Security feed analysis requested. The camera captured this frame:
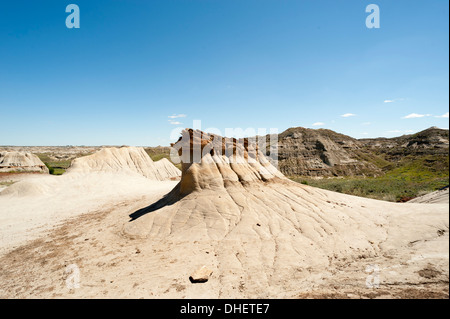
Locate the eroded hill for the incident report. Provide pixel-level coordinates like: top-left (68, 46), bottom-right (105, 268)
top-left (274, 126), bottom-right (449, 178)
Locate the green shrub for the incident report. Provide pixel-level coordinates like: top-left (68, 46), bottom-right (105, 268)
top-left (44, 162), bottom-right (55, 175)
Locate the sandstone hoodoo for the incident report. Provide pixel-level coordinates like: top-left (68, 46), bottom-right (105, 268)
top-left (0, 151), bottom-right (49, 173)
top-left (123, 129), bottom-right (448, 296)
top-left (66, 146), bottom-right (180, 181)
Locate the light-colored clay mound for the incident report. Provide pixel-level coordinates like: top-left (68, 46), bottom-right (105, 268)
top-left (66, 146), bottom-right (180, 181)
top-left (0, 177), bottom-right (55, 197)
top-left (0, 146), bottom-right (180, 252)
top-left (409, 186), bottom-right (449, 204)
top-left (120, 129), bottom-right (448, 297)
top-left (153, 158), bottom-right (182, 181)
top-left (0, 151), bottom-right (48, 173)
top-left (0, 146), bottom-right (180, 198)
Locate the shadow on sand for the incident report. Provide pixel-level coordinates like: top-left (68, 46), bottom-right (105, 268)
top-left (128, 183), bottom-right (183, 221)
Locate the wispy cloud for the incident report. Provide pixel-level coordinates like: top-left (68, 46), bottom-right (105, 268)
top-left (435, 112), bottom-right (449, 118)
top-left (384, 98), bottom-right (404, 103)
top-left (168, 114), bottom-right (187, 119)
top-left (167, 114), bottom-right (186, 125)
top-left (402, 113), bottom-right (431, 119)
top-left (312, 122), bottom-right (325, 126)
top-left (362, 122), bottom-right (371, 125)
top-left (341, 113), bottom-right (356, 118)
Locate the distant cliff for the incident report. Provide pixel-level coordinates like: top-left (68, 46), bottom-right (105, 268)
top-left (273, 127), bottom-right (449, 177)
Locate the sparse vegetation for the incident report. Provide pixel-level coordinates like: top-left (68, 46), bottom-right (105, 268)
top-left (36, 152), bottom-right (94, 175)
top-left (291, 154), bottom-right (449, 202)
top-left (145, 147), bottom-right (182, 170)
top-left (144, 147), bottom-right (171, 160)
top-left (149, 153), bottom-right (171, 162)
top-left (44, 162), bottom-right (55, 175)
top-left (0, 180), bottom-right (15, 187)
top-left (44, 162), bottom-right (64, 175)
top-left (36, 154), bottom-right (72, 169)
top-left (291, 176), bottom-right (448, 202)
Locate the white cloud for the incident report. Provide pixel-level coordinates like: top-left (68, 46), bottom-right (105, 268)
top-left (341, 113), bottom-right (356, 118)
top-left (435, 112), bottom-right (449, 118)
top-left (402, 113), bottom-right (431, 119)
top-left (168, 114), bottom-right (187, 119)
top-left (387, 130), bottom-right (402, 133)
top-left (312, 122), bottom-right (325, 126)
top-left (168, 114), bottom-right (187, 125)
top-left (384, 98), bottom-right (404, 103)
top-left (362, 122), bottom-right (371, 125)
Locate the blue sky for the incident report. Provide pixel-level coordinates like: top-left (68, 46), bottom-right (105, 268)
top-left (0, 0), bottom-right (448, 146)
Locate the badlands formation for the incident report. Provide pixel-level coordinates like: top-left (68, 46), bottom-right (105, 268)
top-left (0, 147), bottom-right (180, 254)
top-left (276, 126), bottom-right (449, 177)
top-left (66, 146), bottom-right (180, 181)
top-left (0, 151), bottom-right (48, 173)
top-left (0, 131), bottom-right (448, 298)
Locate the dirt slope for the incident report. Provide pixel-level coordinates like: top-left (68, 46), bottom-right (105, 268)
top-left (66, 146), bottom-right (180, 181)
top-left (409, 187), bottom-right (449, 204)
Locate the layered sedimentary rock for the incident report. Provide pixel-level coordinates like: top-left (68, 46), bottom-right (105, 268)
top-left (359, 126), bottom-right (449, 159)
top-left (275, 127), bottom-right (381, 177)
top-left (272, 126), bottom-right (449, 177)
top-left (0, 151), bottom-right (48, 173)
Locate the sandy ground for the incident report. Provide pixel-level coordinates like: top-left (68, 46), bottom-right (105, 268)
top-left (0, 173), bottom-right (177, 255)
top-left (0, 173), bottom-right (448, 298)
top-left (0, 199), bottom-right (447, 299)
top-left (0, 172), bottom-right (43, 183)
top-left (409, 187), bottom-right (449, 204)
